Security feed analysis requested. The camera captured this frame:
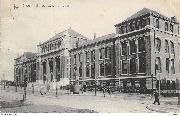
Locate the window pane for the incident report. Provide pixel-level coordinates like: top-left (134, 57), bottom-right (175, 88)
top-left (155, 38), bottom-right (161, 52)
top-left (139, 57), bottom-right (146, 73)
top-left (122, 42), bottom-right (127, 55)
top-left (138, 38), bottom-right (145, 52)
top-left (166, 58), bottom-right (169, 73)
top-left (122, 60), bottom-right (128, 74)
top-left (165, 40), bottom-right (169, 53)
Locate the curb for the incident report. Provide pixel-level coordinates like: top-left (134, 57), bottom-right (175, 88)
top-left (146, 105), bottom-right (168, 113)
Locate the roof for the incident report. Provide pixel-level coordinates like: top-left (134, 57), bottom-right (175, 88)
top-left (82, 33), bottom-right (116, 46)
top-left (43, 28), bottom-right (89, 44)
top-left (15, 52), bottom-right (37, 60)
top-left (115, 8), bottom-right (171, 26)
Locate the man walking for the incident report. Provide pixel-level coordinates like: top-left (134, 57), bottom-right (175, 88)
top-left (153, 91), bottom-right (160, 105)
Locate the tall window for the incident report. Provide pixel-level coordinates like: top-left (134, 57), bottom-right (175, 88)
top-left (130, 39), bottom-right (136, 54)
top-left (138, 38), bottom-right (145, 52)
top-left (132, 21), bottom-right (136, 31)
top-left (171, 59), bottom-right (175, 74)
top-left (91, 63), bottom-right (95, 78)
top-left (155, 57), bottom-right (162, 73)
top-left (166, 58), bottom-right (169, 73)
top-left (99, 48), bottom-right (105, 59)
top-left (139, 57), bottom-right (146, 73)
top-left (154, 18), bottom-right (159, 28)
top-left (142, 18), bottom-right (146, 28)
top-left (136, 20), bottom-right (141, 29)
top-left (105, 63), bottom-right (111, 75)
top-left (122, 60), bottom-right (128, 74)
top-left (165, 40), bottom-right (169, 53)
top-left (105, 47), bottom-right (111, 59)
top-left (100, 62), bottom-right (104, 76)
top-left (130, 58), bottom-right (136, 74)
top-left (121, 42), bottom-right (127, 55)
top-left (170, 41), bottom-right (175, 54)
top-left (86, 51), bottom-right (90, 62)
top-left (170, 23), bottom-right (173, 33)
top-left (155, 38), bottom-right (161, 52)
top-left (165, 22), bottom-right (168, 31)
top-left (86, 65), bottom-right (90, 77)
top-left (79, 66), bottom-right (82, 77)
top-left (127, 23), bottom-right (131, 32)
top-left (74, 55), bottom-right (76, 64)
top-left (79, 53), bottom-right (82, 62)
top-left (91, 50), bottom-right (95, 61)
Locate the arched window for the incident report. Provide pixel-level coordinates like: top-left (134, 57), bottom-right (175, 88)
top-left (155, 38), bottom-right (161, 52)
top-left (170, 41), bottom-right (175, 54)
top-left (155, 57), bottom-right (162, 73)
top-left (165, 22), bottom-right (168, 31)
top-left (165, 40), bottom-right (169, 53)
top-left (170, 23), bottom-right (173, 33)
top-left (154, 18), bottom-right (159, 28)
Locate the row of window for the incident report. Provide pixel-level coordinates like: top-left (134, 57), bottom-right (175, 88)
top-left (118, 17), bottom-right (150, 34)
top-left (122, 57), bottom-right (146, 74)
top-left (154, 18), bottom-right (175, 33)
top-left (41, 40), bottom-right (62, 53)
top-left (121, 38), bottom-right (145, 56)
top-left (156, 57), bottom-right (175, 74)
top-left (155, 38), bottom-right (175, 54)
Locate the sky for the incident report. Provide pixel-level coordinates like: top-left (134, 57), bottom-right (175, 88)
top-left (1, 0), bottom-right (180, 81)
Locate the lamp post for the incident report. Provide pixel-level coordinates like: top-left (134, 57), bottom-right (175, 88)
top-left (151, 74), bottom-right (154, 95)
top-left (56, 78), bottom-right (58, 97)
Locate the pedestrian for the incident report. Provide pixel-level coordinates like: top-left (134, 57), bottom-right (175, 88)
top-left (153, 91), bottom-right (160, 105)
top-left (102, 86), bottom-right (106, 97)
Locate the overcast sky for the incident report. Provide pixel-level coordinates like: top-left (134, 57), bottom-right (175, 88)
top-left (1, 0), bottom-right (180, 80)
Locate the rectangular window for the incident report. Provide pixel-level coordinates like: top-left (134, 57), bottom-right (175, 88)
top-left (105, 47), bottom-right (111, 59)
top-left (155, 38), bottom-right (161, 52)
top-left (132, 21), bottom-right (136, 31)
top-left (130, 58), bottom-right (136, 74)
top-left (74, 55), bottom-right (76, 64)
top-left (99, 48), bottom-right (105, 59)
top-left (122, 60), bottom-right (128, 74)
top-left (139, 57), bottom-right (146, 73)
top-left (105, 63), bottom-right (111, 76)
top-left (165, 40), bottom-right (169, 53)
top-left (121, 42), bottom-right (127, 55)
top-left (86, 65), bottom-right (90, 77)
top-left (91, 63), bottom-right (95, 78)
top-left (79, 66), bottom-right (82, 77)
top-left (171, 59), bottom-right (175, 74)
top-left (154, 18), bottom-right (159, 28)
top-left (79, 53), bottom-right (82, 62)
top-left (100, 62), bottom-right (104, 76)
top-left (166, 58), bottom-right (169, 73)
top-left (130, 39), bottom-right (136, 54)
top-left (165, 22), bottom-right (168, 31)
top-left (155, 57), bottom-right (162, 73)
top-left (91, 50), bottom-right (95, 61)
top-left (142, 18), bottom-right (146, 28)
top-left (170, 41), bottom-right (175, 54)
top-left (86, 52), bottom-right (90, 62)
top-left (170, 23), bottom-right (173, 33)
top-left (138, 38), bottom-right (145, 52)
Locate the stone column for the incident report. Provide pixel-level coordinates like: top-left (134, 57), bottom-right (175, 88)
top-left (150, 30), bottom-right (155, 76)
top-left (53, 58), bottom-right (56, 81)
top-left (95, 46), bottom-right (99, 79)
top-left (82, 51), bottom-right (86, 80)
top-left (115, 40), bottom-right (120, 78)
top-left (111, 41), bottom-right (116, 78)
top-left (46, 60), bottom-right (50, 83)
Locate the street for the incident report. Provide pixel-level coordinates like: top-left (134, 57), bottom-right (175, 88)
top-left (1, 85), bottom-right (179, 113)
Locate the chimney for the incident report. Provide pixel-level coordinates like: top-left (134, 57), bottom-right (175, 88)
top-left (94, 33), bottom-right (96, 39)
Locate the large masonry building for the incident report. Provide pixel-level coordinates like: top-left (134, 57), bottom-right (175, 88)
top-left (14, 8), bottom-right (180, 92)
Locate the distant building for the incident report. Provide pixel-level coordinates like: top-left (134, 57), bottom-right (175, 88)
top-left (14, 52), bottom-right (37, 84)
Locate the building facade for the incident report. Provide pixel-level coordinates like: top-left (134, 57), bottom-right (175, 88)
top-left (14, 8), bottom-right (180, 92)
top-left (69, 8), bottom-right (180, 92)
